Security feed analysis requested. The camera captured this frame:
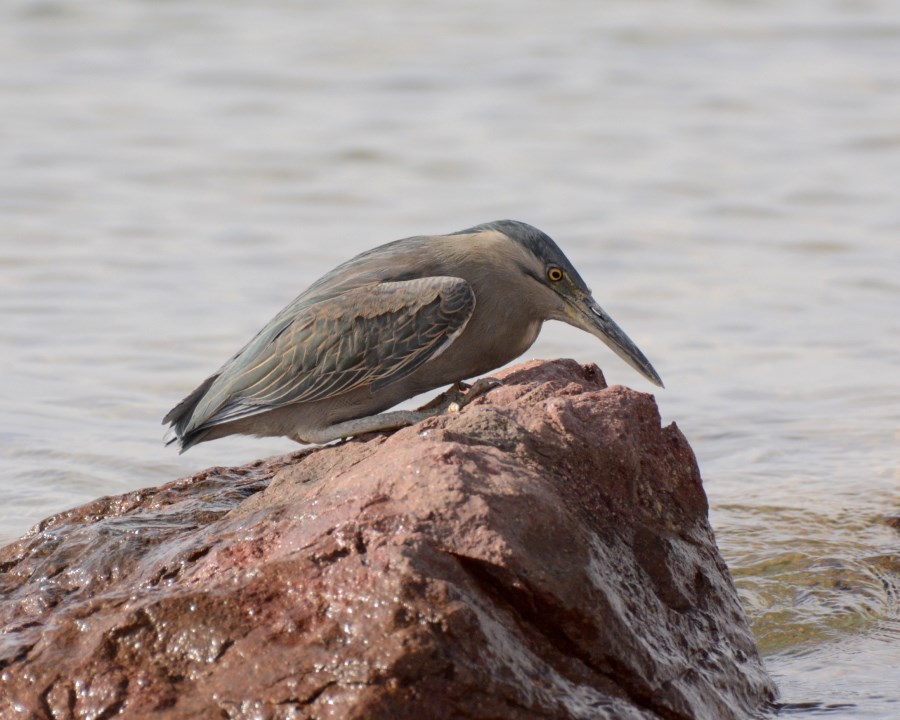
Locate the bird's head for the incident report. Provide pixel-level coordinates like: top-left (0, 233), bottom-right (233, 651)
top-left (464, 220), bottom-right (664, 388)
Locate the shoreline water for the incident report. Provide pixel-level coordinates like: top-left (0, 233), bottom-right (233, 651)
top-left (2, 1), bottom-right (898, 716)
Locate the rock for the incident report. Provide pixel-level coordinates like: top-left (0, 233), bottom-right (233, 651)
top-left (0, 359), bottom-right (776, 719)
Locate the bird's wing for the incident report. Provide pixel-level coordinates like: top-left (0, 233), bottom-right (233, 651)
top-left (184, 276), bottom-right (475, 433)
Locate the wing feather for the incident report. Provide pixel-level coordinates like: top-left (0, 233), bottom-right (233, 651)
top-left (181, 277), bottom-right (475, 435)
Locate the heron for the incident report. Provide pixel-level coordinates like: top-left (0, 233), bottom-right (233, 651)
top-left (164, 220), bottom-right (662, 451)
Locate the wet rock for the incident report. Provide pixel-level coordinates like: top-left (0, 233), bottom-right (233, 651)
top-left (0, 359), bottom-right (776, 719)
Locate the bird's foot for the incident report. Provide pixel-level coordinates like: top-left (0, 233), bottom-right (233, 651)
top-left (418, 377), bottom-right (502, 414)
top-left (457, 376), bottom-right (502, 409)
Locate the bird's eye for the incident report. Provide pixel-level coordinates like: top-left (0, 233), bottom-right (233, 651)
top-left (547, 267), bottom-right (564, 282)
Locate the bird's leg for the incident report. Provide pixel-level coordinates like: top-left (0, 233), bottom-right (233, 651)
top-left (291, 377), bottom-right (502, 445)
top-left (293, 409), bottom-right (446, 444)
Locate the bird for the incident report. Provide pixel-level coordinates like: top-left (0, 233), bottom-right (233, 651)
top-left (164, 220), bottom-right (663, 452)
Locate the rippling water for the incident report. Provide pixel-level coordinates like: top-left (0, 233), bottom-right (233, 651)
top-left (1, 1), bottom-right (898, 716)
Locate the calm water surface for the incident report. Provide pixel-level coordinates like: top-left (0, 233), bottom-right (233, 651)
top-left (1, 1), bottom-right (898, 716)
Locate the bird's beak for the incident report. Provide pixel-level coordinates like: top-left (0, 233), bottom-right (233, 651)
top-left (565, 296), bottom-right (664, 387)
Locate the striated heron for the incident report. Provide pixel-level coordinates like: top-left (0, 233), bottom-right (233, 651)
top-left (164, 220), bottom-right (663, 451)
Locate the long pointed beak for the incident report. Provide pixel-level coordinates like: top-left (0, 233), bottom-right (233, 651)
top-left (566, 297), bottom-right (664, 387)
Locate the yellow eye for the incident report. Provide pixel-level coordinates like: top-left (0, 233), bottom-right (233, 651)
top-left (547, 267), bottom-right (564, 282)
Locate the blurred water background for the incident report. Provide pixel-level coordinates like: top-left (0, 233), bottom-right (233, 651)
top-left (1, 0), bottom-right (898, 716)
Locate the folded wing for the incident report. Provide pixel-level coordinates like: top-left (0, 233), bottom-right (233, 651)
top-left (164, 276), bottom-right (475, 448)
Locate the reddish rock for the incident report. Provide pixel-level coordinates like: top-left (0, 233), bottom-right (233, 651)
top-left (0, 359), bottom-right (775, 719)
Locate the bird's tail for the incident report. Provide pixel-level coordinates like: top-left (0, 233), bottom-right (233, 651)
top-left (162, 374), bottom-right (219, 453)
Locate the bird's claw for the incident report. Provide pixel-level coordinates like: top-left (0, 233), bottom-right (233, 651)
top-left (417, 377), bottom-right (503, 414)
top-left (458, 377), bottom-right (502, 408)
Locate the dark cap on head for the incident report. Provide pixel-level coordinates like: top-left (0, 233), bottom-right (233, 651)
top-left (454, 219), bottom-right (590, 292)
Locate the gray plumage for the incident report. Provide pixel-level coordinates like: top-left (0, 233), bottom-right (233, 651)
top-left (164, 220), bottom-right (662, 451)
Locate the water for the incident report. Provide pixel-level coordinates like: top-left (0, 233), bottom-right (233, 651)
top-left (1, 0), bottom-right (898, 716)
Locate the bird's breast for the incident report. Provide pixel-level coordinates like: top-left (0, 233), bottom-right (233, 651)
top-left (436, 305), bottom-right (541, 381)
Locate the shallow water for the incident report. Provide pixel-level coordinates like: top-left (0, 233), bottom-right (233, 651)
top-left (1, 0), bottom-right (898, 716)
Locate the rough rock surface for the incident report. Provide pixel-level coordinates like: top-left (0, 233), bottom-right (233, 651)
top-left (0, 359), bottom-right (776, 719)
